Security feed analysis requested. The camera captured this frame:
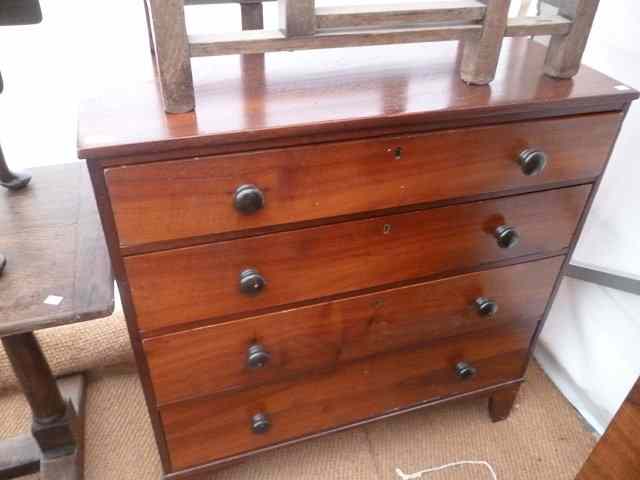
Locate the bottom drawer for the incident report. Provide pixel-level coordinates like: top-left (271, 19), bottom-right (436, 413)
top-left (161, 322), bottom-right (535, 471)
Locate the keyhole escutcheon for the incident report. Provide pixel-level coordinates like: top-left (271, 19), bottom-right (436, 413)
top-left (387, 146), bottom-right (403, 160)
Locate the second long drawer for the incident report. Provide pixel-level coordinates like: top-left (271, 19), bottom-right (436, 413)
top-left (145, 257), bottom-right (563, 405)
top-left (126, 185), bottom-right (589, 334)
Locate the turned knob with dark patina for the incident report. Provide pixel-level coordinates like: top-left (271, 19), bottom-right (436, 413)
top-left (494, 225), bottom-right (520, 249)
top-left (518, 148), bottom-right (548, 176)
top-left (247, 343), bottom-right (271, 369)
top-left (475, 297), bottom-right (498, 317)
top-left (239, 268), bottom-right (266, 295)
top-left (455, 362), bottom-right (477, 380)
top-left (251, 412), bottom-right (271, 434)
top-left (234, 184), bottom-right (264, 214)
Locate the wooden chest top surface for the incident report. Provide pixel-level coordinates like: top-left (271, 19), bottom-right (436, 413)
top-left (77, 38), bottom-right (637, 160)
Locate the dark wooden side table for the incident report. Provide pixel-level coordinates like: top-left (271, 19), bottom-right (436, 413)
top-left (577, 376), bottom-right (640, 479)
top-left (0, 163), bottom-right (114, 480)
top-left (569, 264), bottom-right (640, 479)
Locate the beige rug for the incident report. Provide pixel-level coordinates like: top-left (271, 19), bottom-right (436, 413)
top-left (0, 311), bottom-right (597, 480)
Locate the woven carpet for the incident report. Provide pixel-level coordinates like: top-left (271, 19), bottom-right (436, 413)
top-left (0, 310), bottom-right (597, 480)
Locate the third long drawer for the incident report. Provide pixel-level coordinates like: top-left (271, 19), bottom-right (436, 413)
top-left (145, 256), bottom-right (563, 405)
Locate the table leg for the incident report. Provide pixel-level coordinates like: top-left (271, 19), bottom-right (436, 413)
top-left (0, 333), bottom-right (86, 480)
top-left (0, 144), bottom-right (31, 191)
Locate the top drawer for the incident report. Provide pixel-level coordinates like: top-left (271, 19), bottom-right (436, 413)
top-left (105, 113), bottom-right (621, 248)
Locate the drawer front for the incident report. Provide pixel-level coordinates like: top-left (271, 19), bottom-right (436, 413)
top-left (106, 113), bottom-right (620, 248)
top-left (161, 322), bottom-right (532, 470)
top-left (127, 186), bottom-right (588, 334)
top-left (145, 257), bottom-right (563, 405)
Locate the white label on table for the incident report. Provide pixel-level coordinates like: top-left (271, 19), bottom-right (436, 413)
top-left (44, 295), bottom-right (64, 306)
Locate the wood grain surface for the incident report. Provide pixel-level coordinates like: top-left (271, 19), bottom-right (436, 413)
top-left (489, 381), bottom-right (522, 422)
top-left (0, 163), bottom-right (113, 336)
top-left (126, 186), bottom-right (589, 335)
top-left (147, 0), bottom-right (194, 113)
top-left (77, 27), bottom-right (638, 479)
top-left (105, 113), bottom-right (619, 248)
top-left (315, 1), bottom-right (486, 29)
top-left (576, 376), bottom-right (640, 480)
top-left (460, 0), bottom-right (510, 84)
top-left (161, 322), bottom-right (532, 470)
top-left (544, 0), bottom-right (599, 79)
top-left (189, 24), bottom-right (482, 57)
top-left (240, 1), bottom-right (263, 30)
top-left (77, 39), bottom-right (637, 161)
top-left (279, 0), bottom-right (315, 36)
top-left (145, 257), bottom-right (563, 405)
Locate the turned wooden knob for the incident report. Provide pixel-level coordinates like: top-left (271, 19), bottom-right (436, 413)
top-left (494, 225), bottom-right (520, 249)
top-left (247, 344), bottom-right (271, 369)
top-left (518, 149), bottom-right (548, 176)
top-left (251, 412), bottom-right (271, 434)
top-left (475, 297), bottom-right (498, 317)
top-left (239, 268), bottom-right (266, 295)
top-left (234, 184), bottom-right (264, 214)
top-left (455, 362), bottom-right (477, 380)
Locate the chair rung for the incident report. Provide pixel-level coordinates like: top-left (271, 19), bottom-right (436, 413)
top-left (188, 15), bottom-right (573, 58)
top-left (316, 1), bottom-right (487, 30)
top-left (505, 15), bottom-right (572, 37)
top-left (184, 0), bottom-right (274, 5)
top-left (190, 24), bottom-right (482, 57)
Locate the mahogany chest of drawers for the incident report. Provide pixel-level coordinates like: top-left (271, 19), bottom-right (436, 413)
top-left (79, 39), bottom-right (637, 479)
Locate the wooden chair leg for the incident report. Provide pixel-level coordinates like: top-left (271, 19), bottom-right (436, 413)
top-left (460, 0), bottom-right (511, 85)
top-left (0, 144), bottom-right (31, 191)
top-left (488, 383), bottom-right (522, 422)
top-left (544, 0), bottom-right (599, 78)
top-left (241, 2), bottom-right (264, 30)
top-left (279, 0), bottom-right (316, 37)
top-left (147, 0), bottom-right (194, 113)
top-left (0, 334), bottom-right (86, 480)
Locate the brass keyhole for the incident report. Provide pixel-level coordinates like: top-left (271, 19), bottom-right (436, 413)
top-left (383, 224), bottom-right (392, 234)
top-left (387, 147), bottom-right (403, 160)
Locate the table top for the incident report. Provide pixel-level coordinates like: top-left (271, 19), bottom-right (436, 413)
top-left (78, 38), bottom-right (638, 160)
top-left (0, 162), bottom-right (114, 337)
